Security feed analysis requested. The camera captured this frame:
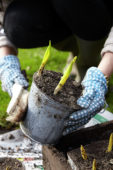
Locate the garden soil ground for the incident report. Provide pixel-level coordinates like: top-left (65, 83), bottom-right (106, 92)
top-left (43, 121), bottom-right (113, 170)
top-left (0, 157), bottom-right (25, 170)
top-left (68, 140), bottom-right (113, 170)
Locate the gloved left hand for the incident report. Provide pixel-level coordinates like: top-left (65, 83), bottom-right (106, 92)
top-left (63, 67), bottom-right (108, 136)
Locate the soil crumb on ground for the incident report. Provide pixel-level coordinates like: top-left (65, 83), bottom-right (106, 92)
top-left (34, 70), bottom-right (82, 110)
top-left (0, 158), bottom-right (24, 170)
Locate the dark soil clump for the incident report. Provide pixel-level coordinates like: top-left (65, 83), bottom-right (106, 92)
top-left (34, 70), bottom-right (82, 110)
top-left (0, 158), bottom-right (25, 170)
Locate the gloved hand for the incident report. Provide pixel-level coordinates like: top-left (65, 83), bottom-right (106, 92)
top-left (6, 83), bottom-right (29, 123)
top-left (0, 55), bottom-right (29, 122)
top-left (63, 67), bottom-right (108, 136)
top-left (0, 55), bottom-right (28, 96)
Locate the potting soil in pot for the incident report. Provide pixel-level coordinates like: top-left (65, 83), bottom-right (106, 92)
top-left (34, 70), bottom-right (82, 110)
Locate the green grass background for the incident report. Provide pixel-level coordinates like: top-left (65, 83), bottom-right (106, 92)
top-left (0, 46), bottom-right (113, 129)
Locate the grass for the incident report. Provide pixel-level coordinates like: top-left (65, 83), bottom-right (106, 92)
top-left (0, 46), bottom-right (69, 128)
top-left (0, 46), bottom-right (113, 129)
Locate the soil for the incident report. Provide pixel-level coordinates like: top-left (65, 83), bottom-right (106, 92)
top-left (43, 121), bottom-right (113, 170)
top-left (68, 140), bottom-right (113, 170)
top-left (34, 70), bottom-right (82, 110)
top-left (0, 157), bottom-right (25, 170)
top-left (55, 120), bottom-right (113, 152)
top-left (43, 145), bottom-right (72, 170)
top-left (0, 128), bottom-right (8, 134)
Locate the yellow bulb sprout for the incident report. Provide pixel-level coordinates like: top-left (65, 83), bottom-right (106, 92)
top-left (37, 40), bottom-right (51, 77)
top-left (92, 159), bottom-right (96, 170)
top-left (106, 133), bottom-right (113, 152)
top-left (54, 56), bottom-right (77, 95)
top-left (6, 167), bottom-right (11, 170)
top-left (80, 145), bottom-right (87, 160)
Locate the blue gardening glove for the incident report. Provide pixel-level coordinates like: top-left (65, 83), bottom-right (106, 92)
top-left (0, 55), bottom-right (29, 123)
top-left (0, 55), bottom-right (29, 96)
top-left (63, 67), bottom-right (108, 136)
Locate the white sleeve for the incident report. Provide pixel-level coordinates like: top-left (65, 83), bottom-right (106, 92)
top-left (101, 26), bottom-right (113, 57)
top-left (0, 28), bottom-right (18, 54)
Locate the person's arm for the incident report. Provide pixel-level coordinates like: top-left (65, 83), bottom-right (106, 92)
top-left (98, 26), bottom-right (113, 77)
top-left (0, 46), bottom-right (17, 58)
top-left (63, 27), bottom-right (113, 136)
top-left (98, 52), bottom-right (113, 78)
top-left (0, 31), bottom-right (29, 122)
top-left (0, 28), bottom-right (28, 96)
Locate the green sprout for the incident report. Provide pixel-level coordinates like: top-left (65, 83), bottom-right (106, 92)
top-left (6, 166), bottom-right (11, 170)
top-left (37, 40), bottom-right (51, 77)
top-left (106, 133), bottom-right (113, 152)
top-left (54, 56), bottom-right (77, 95)
top-left (92, 159), bottom-right (96, 170)
top-left (80, 145), bottom-right (87, 160)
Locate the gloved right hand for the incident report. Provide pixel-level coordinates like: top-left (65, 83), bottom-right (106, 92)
top-left (0, 55), bottom-right (29, 96)
top-left (6, 83), bottom-right (29, 123)
top-left (0, 55), bottom-right (29, 122)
